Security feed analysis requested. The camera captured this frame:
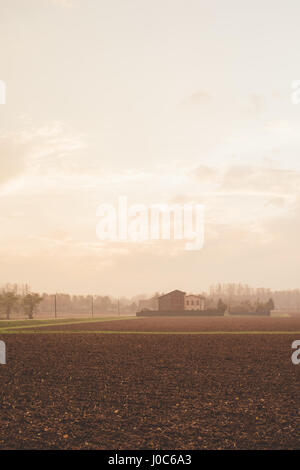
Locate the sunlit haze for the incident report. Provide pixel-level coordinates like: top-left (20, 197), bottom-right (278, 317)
top-left (1, 0), bottom-right (300, 295)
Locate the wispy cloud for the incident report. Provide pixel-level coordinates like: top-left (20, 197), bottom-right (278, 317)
top-left (50, 0), bottom-right (74, 7)
top-left (0, 122), bottom-right (87, 190)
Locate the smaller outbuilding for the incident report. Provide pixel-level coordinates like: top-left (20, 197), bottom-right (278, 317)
top-left (184, 294), bottom-right (205, 311)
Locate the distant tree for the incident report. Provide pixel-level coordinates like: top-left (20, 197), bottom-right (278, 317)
top-left (0, 292), bottom-right (19, 319)
top-left (217, 298), bottom-right (227, 313)
top-left (100, 296), bottom-right (112, 313)
top-left (255, 302), bottom-right (265, 314)
top-left (22, 293), bottom-right (43, 319)
top-left (266, 298), bottom-right (275, 312)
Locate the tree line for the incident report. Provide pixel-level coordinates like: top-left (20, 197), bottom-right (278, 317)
top-left (209, 283), bottom-right (299, 310)
top-left (0, 292), bottom-right (43, 319)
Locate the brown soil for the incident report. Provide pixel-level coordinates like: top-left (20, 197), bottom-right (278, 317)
top-left (0, 331), bottom-right (299, 449)
top-left (27, 315), bottom-right (300, 332)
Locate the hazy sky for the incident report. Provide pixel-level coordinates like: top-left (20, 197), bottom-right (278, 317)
top-left (1, 0), bottom-right (300, 296)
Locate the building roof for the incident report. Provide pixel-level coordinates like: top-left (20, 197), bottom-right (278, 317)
top-left (185, 294), bottom-right (206, 300)
top-left (158, 290), bottom-right (186, 299)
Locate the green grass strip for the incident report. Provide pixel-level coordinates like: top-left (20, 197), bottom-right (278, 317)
top-left (0, 317), bottom-right (136, 332)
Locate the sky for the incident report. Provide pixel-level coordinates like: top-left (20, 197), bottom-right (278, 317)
top-left (0, 0), bottom-right (300, 296)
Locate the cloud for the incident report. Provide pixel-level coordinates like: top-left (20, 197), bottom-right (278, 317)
top-left (193, 165), bottom-right (217, 182)
top-left (50, 0), bottom-right (74, 7)
top-left (244, 94), bottom-right (265, 116)
top-left (188, 91), bottom-right (212, 106)
top-left (221, 165), bottom-right (300, 194)
top-left (0, 122), bottom-right (86, 189)
top-left (0, 134), bottom-right (26, 185)
top-left (192, 162), bottom-right (300, 197)
top-left (265, 196), bottom-right (288, 208)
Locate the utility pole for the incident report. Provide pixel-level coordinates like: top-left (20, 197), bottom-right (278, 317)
top-left (91, 295), bottom-right (94, 318)
top-left (118, 298), bottom-right (120, 316)
top-left (54, 294), bottom-right (57, 319)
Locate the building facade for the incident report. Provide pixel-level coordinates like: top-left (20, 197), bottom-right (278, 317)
top-left (184, 294), bottom-right (205, 311)
top-left (158, 290), bottom-right (186, 311)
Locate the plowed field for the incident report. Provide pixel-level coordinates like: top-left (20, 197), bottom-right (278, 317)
top-left (0, 316), bottom-right (299, 449)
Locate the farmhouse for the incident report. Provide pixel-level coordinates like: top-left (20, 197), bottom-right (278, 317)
top-left (158, 290), bottom-right (186, 312)
top-left (136, 289), bottom-right (224, 317)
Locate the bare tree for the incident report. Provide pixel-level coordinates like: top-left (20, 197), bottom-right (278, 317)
top-left (0, 292), bottom-right (19, 319)
top-left (22, 293), bottom-right (43, 319)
